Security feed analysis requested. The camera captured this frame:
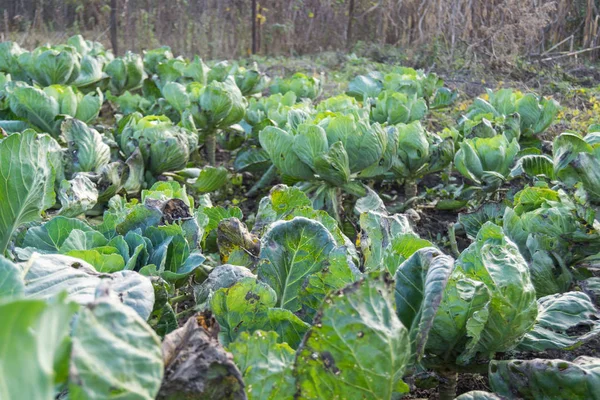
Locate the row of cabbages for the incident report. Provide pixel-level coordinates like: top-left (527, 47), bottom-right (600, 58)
top-left (0, 36), bottom-right (565, 218)
top-left (2, 184), bottom-right (599, 399)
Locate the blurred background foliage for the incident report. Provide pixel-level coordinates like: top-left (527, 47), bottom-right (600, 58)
top-left (2, 0), bottom-right (600, 64)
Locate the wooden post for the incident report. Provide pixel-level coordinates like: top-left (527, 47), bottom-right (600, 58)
top-left (251, 0), bottom-right (257, 54)
top-left (110, 0), bottom-right (119, 56)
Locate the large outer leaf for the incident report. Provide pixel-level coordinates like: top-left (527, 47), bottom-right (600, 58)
top-left (253, 184), bottom-right (312, 235)
top-left (0, 131), bottom-right (57, 254)
top-left (553, 132), bottom-right (593, 183)
top-left (297, 247), bottom-right (360, 322)
top-left (347, 75), bottom-right (383, 101)
top-left (22, 253), bottom-right (154, 320)
top-left (0, 295), bottom-right (79, 400)
top-left (572, 152), bottom-right (600, 202)
top-left (230, 331), bottom-right (296, 400)
top-left (62, 118), bottom-right (110, 174)
top-left (517, 291), bottom-right (600, 351)
top-left (322, 114), bottom-right (387, 173)
top-left (69, 296), bottom-right (164, 400)
top-left (257, 217), bottom-right (337, 311)
top-left (259, 126), bottom-right (314, 181)
top-left (455, 223), bottom-right (538, 362)
top-left (489, 357), bottom-right (600, 399)
top-left (425, 272), bottom-right (491, 363)
top-left (210, 277), bottom-right (309, 347)
top-left (57, 174), bottom-right (99, 217)
top-left (455, 392), bottom-right (507, 400)
top-left (159, 315), bottom-right (246, 400)
top-left (358, 210), bottom-right (421, 272)
top-left (295, 272), bottom-right (410, 400)
top-left (9, 85), bottom-right (60, 134)
top-left (194, 263), bottom-right (255, 308)
top-left (191, 166), bottom-right (228, 193)
top-left (394, 248), bottom-right (454, 360)
top-left (74, 89), bottom-right (103, 124)
top-left (0, 256), bottom-right (24, 298)
top-left (21, 216), bottom-right (94, 253)
top-left (293, 123), bottom-right (328, 169)
top-left (73, 56), bottom-right (104, 88)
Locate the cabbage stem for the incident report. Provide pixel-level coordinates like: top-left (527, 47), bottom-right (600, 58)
top-left (438, 370), bottom-right (458, 400)
top-left (246, 164), bottom-right (277, 197)
top-left (205, 130), bottom-right (217, 165)
top-left (404, 179), bottom-right (417, 200)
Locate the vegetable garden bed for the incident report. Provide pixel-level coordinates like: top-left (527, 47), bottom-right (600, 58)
top-left (1, 36), bottom-right (600, 400)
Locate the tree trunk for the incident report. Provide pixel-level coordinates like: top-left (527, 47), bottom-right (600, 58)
top-left (110, 0), bottom-right (119, 56)
top-left (346, 0), bottom-right (355, 50)
top-left (251, 0), bottom-right (257, 54)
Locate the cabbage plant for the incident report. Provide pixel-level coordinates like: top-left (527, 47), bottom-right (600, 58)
top-left (270, 72), bottom-right (322, 100)
top-left (388, 121), bottom-right (454, 198)
top-left (259, 111), bottom-right (388, 220)
top-left (16, 181), bottom-right (208, 286)
top-left (234, 63), bottom-right (270, 96)
top-left (464, 89), bottom-right (559, 141)
top-left (347, 68), bottom-right (457, 108)
top-left (18, 44), bottom-right (81, 86)
top-left (454, 134), bottom-right (520, 192)
top-left (189, 77), bottom-right (247, 165)
top-left (421, 223), bottom-right (538, 399)
top-left (502, 185), bottom-right (600, 296)
top-left (0, 81), bottom-right (102, 136)
top-left (370, 90), bottom-right (427, 125)
top-left (104, 51), bottom-right (146, 95)
top-left (116, 113), bottom-right (198, 176)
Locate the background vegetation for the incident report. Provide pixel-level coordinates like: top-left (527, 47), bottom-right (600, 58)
top-left (2, 0), bottom-right (600, 64)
